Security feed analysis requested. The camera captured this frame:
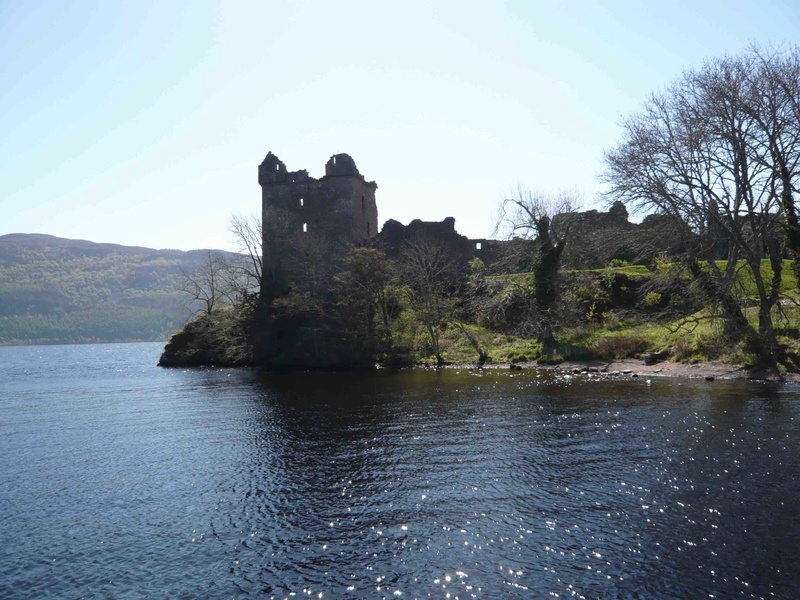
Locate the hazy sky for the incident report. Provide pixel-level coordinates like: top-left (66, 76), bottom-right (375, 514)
top-left (2, 1), bottom-right (799, 250)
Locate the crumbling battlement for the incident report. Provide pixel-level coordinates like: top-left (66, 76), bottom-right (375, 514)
top-left (373, 216), bottom-right (528, 272)
top-left (259, 152), bottom-right (377, 239)
top-left (258, 151), bottom-right (370, 186)
top-left (553, 201), bottom-right (689, 267)
top-left (374, 202), bottom-right (686, 272)
top-left (553, 200), bottom-right (631, 234)
top-left (376, 217), bottom-right (471, 260)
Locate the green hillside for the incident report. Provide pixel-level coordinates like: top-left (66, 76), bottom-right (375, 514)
top-left (0, 233), bottom-right (232, 345)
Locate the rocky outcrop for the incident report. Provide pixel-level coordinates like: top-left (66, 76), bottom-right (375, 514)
top-left (158, 309), bottom-right (254, 367)
top-left (158, 303), bottom-right (381, 369)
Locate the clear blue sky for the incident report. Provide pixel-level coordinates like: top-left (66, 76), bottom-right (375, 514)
top-left (2, 0), bottom-right (799, 250)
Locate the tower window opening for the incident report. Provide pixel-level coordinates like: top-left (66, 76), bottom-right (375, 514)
top-left (476, 242), bottom-right (482, 250)
top-left (302, 223), bottom-right (308, 233)
top-left (299, 198), bottom-right (304, 207)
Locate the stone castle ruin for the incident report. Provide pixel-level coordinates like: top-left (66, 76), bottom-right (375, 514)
top-left (259, 151), bottom-right (684, 286)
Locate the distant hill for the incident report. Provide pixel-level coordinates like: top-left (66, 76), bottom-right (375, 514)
top-left (0, 233), bottom-right (235, 346)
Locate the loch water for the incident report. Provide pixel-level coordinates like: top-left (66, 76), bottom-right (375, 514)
top-left (1, 342), bottom-right (800, 599)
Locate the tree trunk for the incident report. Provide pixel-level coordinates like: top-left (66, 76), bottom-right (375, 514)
top-left (454, 321), bottom-right (489, 367)
top-left (688, 259), bottom-right (774, 365)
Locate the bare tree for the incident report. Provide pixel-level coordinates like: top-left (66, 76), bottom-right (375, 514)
top-left (495, 187), bottom-right (580, 241)
top-left (335, 247), bottom-right (394, 339)
top-left (227, 212), bottom-right (263, 303)
top-left (327, 247), bottom-right (397, 364)
top-left (745, 46), bottom-right (800, 279)
top-left (495, 187), bottom-right (581, 344)
top-left (401, 236), bottom-right (461, 366)
top-left (603, 45), bottom-right (800, 367)
top-left (178, 250), bottom-right (228, 316)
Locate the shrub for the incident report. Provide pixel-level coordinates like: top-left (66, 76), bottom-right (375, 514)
top-left (693, 332), bottom-right (727, 360)
top-left (592, 335), bottom-right (650, 359)
top-left (652, 252), bottom-right (676, 274)
top-left (672, 337), bottom-right (692, 361)
top-left (643, 291), bottom-right (663, 309)
top-left (538, 351), bottom-right (564, 365)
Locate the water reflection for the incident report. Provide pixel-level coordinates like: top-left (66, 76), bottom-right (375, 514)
top-left (188, 369), bottom-right (800, 598)
top-left (2, 345), bottom-right (800, 599)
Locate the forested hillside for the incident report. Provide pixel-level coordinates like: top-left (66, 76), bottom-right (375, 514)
top-left (0, 234), bottom-right (227, 345)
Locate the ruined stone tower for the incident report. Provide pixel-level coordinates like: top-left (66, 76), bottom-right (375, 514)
top-left (258, 151), bottom-right (378, 295)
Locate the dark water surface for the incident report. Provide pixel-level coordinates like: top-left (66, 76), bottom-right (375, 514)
top-left (2, 343), bottom-right (800, 599)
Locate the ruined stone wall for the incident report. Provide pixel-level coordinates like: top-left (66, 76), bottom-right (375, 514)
top-left (553, 202), bottom-right (690, 268)
top-left (349, 177), bottom-right (379, 239)
top-left (374, 217), bottom-right (537, 274)
top-left (375, 217), bottom-right (474, 263)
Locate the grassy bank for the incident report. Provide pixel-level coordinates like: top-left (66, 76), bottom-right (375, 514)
top-left (418, 259), bottom-right (800, 371)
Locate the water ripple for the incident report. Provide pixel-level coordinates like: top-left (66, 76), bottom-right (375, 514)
top-left (2, 345), bottom-right (800, 598)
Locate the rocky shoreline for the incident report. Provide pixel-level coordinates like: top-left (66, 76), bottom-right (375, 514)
top-left (483, 358), bottom-right (800, 383)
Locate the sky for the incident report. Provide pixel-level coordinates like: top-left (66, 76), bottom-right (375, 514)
top-left (2, 1), bottom-right (799, 251)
